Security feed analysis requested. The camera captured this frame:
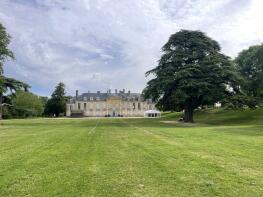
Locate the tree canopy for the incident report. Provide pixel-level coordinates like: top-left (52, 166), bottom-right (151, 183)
top-left (235, 44), bottom-right (263, 101)
top-left (0, 23), bottom-right (14, 75)
top-left (12, 90), bottom-right (44, 117)
top-left (0, 23), bottom-right (29, 119)
top-left (143, 30), bottom-right (240, 122)
top-left (44, 82), bottom-right (67, 117)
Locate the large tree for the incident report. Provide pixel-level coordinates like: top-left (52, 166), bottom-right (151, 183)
top-left (235, 44), bottom-right (263, 101)
top-left (12, 90), bottom-right (44, 118)
top-left (44, 82), bottom-right (66, 117)
top-left (0, 23), bottom-right (29, 119)
top-left (143, 30), bottom-right (240, 122)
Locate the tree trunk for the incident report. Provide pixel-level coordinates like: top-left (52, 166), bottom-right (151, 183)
top-left (184, 101), bottom-right (194, 123)
top-left (0, 93), bottom-right (3, 120)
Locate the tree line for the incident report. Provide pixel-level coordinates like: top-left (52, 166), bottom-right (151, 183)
top-left (1, 82), bottom-right (67, 119)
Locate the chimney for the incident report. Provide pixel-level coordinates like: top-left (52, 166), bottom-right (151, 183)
top-left (76, 90), bottom-right (79, 98)
top-left (115, 89), bottom-right (117, 94)
top-left (97, 91), bottom-right (100, 94)
top-left (109, 89), bottom-right (111, 94)
top-left (128, 90), bottom-right (131, 94)
top-left (123, 89), bottom-right (125, 93)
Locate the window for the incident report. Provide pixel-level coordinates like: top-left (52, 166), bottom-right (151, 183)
top-left (84, 103), bottom-right (87, 110)
top-left (83, 97), bottom-right (87, 101)
top-left (78, 103), bottom-right (81, 110)
top-left (96, 96), bottom-right (100, 101)
top-left (133, 103), bottom-right (136, 110)
top-left (90, 97), bottom-right (93, 101)
top-left (138, 103), bottom-right (141, 110)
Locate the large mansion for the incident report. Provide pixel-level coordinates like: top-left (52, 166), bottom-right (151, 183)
top-left (66, 89), bottom-right (157, 117)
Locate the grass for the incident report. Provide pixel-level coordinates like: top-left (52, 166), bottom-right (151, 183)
top-left (0, 108), bottom-right (263, 196)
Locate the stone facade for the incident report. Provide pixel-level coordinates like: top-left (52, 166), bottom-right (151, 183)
top-left (66, 89), bottom-right (156, 117)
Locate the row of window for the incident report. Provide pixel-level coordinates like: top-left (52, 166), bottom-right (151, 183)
top-left (83, 97), bottom-right (100, 101)
top-left (82, 97), bottom-right (143, 102)
top-left (71, 102), bottom-right (153, 111)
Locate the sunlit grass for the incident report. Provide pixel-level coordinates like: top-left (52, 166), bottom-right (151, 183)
top-left (0, 109), bottom-right (263, 196)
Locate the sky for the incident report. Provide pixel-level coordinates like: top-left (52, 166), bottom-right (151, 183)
top-left (0, 0), bottom-right (263, 96)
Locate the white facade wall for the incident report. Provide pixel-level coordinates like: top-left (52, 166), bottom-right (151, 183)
top-left (66, 100), bottom-right (155, 117)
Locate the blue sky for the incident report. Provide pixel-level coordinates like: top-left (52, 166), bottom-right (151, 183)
top-left (0, 0), bottom-right (263, 96)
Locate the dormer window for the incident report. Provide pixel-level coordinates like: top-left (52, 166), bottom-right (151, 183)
top-left (96, 96), bottom-right (100, 101)
top-left (83, 97), bottom-right (87, 101)
top-left (90, 97), bottom-right (93, 101)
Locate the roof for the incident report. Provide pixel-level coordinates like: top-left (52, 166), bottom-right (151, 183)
top-left (69, 91), bottom-right (152, 103)
top-left (79, 93), bottom-right (109, 101)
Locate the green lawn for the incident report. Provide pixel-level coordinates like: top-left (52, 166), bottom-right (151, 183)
top-left (0, 109), bottom-right (263, 196)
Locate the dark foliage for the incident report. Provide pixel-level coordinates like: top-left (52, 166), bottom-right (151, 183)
top-left (44, 82), bottom-right (67, 117)
top-left (235, 44), bottom-right (263, 103)
top-left (0, 23), bottom-right (29, 119)
top-left (143, 30), bottom-right (240, 122)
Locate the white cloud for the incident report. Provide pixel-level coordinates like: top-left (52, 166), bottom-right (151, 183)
top-left (0, 0), bottom-right (262, 96)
